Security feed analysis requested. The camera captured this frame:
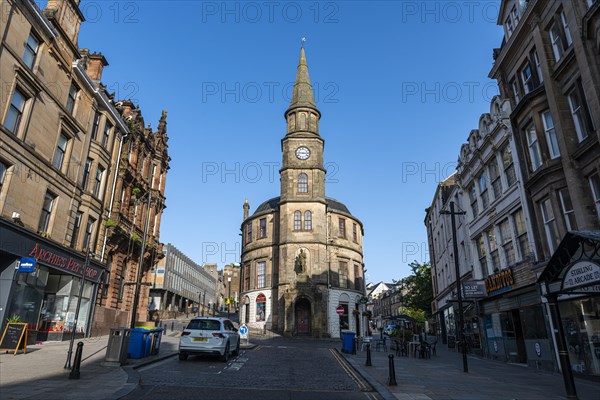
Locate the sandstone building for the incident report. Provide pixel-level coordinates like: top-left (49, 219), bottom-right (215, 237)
top-left (240, 48), bottom-right (366, 338)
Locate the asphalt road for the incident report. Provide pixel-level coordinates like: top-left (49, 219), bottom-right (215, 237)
top-left (123, 338), bottom-right (381, 400)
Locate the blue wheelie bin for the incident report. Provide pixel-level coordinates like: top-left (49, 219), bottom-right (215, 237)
top-left (128, 328), bottom-right (150, 359)
top-left (341, 331), bottom-right (356, 353)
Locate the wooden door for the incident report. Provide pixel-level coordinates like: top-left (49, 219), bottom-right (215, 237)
top-left (295, 299), bottom-right (311, 335)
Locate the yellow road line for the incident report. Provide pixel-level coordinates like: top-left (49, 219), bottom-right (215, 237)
top-left (329, 349), bottom-right (369, 391)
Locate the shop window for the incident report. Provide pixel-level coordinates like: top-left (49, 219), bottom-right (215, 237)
top-left (256, 293), bottom-right (266, 322)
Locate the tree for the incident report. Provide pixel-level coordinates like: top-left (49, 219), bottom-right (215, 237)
top-left (404, 261), bottom-right (433, 318)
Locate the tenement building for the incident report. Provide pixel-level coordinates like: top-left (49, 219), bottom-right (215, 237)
top-left (240, 48), bottom-right (366, 338)
top-left (489, 0), bottom-right (600, 378)
top-left (456, 97), bottom-right (542, 367)
top-left (95, 100), bottom-right (169, 331)
top-left (425, 173), bottom-right (473, 347)
top-left (0, 0), bottom-right (129, 340)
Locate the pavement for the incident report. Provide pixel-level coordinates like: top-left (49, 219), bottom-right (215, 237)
top-left (339, 337), bottom-right (600, 400)
top-left (2, 329), bottom-right (599, 400)
top-left (0, 319), bottom-right (257, 400)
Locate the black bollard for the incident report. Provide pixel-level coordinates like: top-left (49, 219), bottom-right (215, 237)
top-left (365, 342), bottom-right (372, 366)
top-left (352, 338), bottom-right (357, 355)
top-left (388, 354), bottom-right (397, 386)
top-left (171, 321), bottom-right (174, 332)
top-left (69, 342), bottom-right (84, 380)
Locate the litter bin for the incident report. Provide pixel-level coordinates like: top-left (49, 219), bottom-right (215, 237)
top-left (149, 328), bottom-right (163, 355)
top-left (341, 331), bottom-right (356, 353)
top-left (128, 328), bottom-right (151, 359)
top-left (105, 328), bottom-right (130, 364)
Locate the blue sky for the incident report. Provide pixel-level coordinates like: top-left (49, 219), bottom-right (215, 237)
top-left (73, 1), bottom-right (504, 283)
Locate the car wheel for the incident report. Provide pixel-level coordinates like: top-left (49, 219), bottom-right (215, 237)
top-left (178, 352), bottom-right (188, 361)
top-left (232, 339), bottom-right (240, 357)
top-left (221, 343), bottom-right (230, 363)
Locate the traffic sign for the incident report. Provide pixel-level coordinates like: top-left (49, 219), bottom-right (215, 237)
top-left (239, 324), bottom-right (248, 339)
top-left (359, 296), bottom-right (368, 304)
top-left (336, 305), bottom-right (344, 315)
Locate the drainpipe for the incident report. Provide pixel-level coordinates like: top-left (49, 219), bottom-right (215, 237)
top-left (100, 133), bottom-right (125, 262)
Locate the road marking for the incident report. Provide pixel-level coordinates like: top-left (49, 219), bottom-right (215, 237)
top-left (329, 349), bottom-right (370, 392)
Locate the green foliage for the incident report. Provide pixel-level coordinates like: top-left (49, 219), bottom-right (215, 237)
top-left (131, 187), bottom-right (141, 197)
top-left (404, 261), bottom-right (433, 319)
top-left (131, 232), bottom-right (142, 244)
top-left (105, 219), bottom-right (117, 228)
top-left (404, 307), bottom-right (427, 322)
top-left (7, 314), bottom-right (22, 323)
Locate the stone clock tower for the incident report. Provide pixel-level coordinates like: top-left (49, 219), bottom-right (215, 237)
top-left (240, 47), bottom-right (365, 338)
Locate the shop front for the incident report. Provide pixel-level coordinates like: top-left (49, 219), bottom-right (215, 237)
top-left (538, 231), bottom-right (600, 385)
top-left (0, 220), bottom-right (104, 343)
top-left (477, 264), bottom-right (554, 369)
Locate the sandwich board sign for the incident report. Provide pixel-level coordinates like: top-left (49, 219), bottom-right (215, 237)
top-left (0, 322), bottom-right (28, 355)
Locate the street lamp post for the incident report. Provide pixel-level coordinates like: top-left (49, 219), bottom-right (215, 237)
top-left (202, 290), bottom-right (206, 317)
top-left (64, 247), bottom-right (90, 369)
top-left (227, 274), bottom-right (232, 319)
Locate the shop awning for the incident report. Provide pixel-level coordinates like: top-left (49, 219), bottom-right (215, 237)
top-left (537, 230), bottom-right (600, 295)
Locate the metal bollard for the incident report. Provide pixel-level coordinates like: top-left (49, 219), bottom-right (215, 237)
top-left (69, 342), bottom-right (84, 380)
top-left (365, 342), bottom-right (372, 366)
top-left (171, 321), bottom-right (174, 332)
top-left (352, 338), bottom-right (357, 355)
top-left (387, 354), bottom-right (397, 386)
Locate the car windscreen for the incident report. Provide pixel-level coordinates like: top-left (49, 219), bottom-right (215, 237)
top-left (187, 320), bottom-right (221, 330)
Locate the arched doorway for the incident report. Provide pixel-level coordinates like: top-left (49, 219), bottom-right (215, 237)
top-left (295, 297), bottom-right (311, 335)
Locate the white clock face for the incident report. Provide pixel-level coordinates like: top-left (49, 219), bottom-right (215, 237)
top-left (295, 146), bottom-right (311, 160)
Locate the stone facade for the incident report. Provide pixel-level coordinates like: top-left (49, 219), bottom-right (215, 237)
top-left (0, 0), bottom-right (129, 338)
top-left (240, 48), bottom-right (366, 338)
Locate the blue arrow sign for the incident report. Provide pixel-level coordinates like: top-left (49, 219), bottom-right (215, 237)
top-left (19, 257), bottom-right (37, 273)
top-left (239, 325), bottom-right (248, 335)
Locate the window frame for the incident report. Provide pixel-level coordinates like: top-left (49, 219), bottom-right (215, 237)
top-left (70, 211), bottom-right (82, 248)
top-left (298, 173), bottom-right (308, 193)
top-left (5, 88), bottom-right (28, 134)
top-left (84, 216), bottom-right (97, 251)
top-left (540, 198), bottom-right (558, 254)
top-left (90, 112), bottom-right (100, 140)
top-left (525, 123), bottom-right (542, 171)
top-left (81, 158), bottom-right (92, 190)
top-left (338, 261), bottom-right (348, 288)
top-left (0, 160), bottom-right (8, 192)
top-left (304, 211), bottom-right (312, 230)
top-left (102, 121), bottom-right (112, 148)
top-left (92, 165), bottom-right (105, 198)
top-left (38, 191), bottom-right (57, 233)
top-left (259, 217), bottom-right (267, 238)
top-left (541, 111), bottom-right (560, 159)
top-left (23, 31), bottom-right (40, 69)
top-left (558, 189), bottom-right (576, 231)
top-left (256, 261), bottom-right (266, 289)
top-left (294, 211), bottom-right (302, 231)
top-left (246, 221), bottom-right (252, 243)
top-left (66, 82), bottom-right (78, 114)
top-left (338, 218), bottom-right (346, 238)
top-left (589, 174), bottom-right (600, 220)
top-left (53, 133), bottom-right (69, 171)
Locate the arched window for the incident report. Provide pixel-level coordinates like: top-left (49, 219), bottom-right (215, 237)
top-left (256, 293), bottom-right (266, 322)
top-left (298, 173), bottom-right (308, 193)
top-left (304, 211), bottom-right (312, 230)
top-left (294, 211), bottom-right (302, 230)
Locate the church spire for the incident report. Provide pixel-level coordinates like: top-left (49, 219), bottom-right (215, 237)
top-left (285, 45), bottom-right (320, 135)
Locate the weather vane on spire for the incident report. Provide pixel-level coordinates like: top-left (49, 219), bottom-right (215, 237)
top-left (301, 37), bottom-right (306, 47)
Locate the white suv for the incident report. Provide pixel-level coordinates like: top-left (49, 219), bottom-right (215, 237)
top-left (178, 317), bottom-right (240, 362)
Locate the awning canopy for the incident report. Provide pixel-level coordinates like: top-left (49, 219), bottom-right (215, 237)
top-left (537, 231), bottom-right (600, 295)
